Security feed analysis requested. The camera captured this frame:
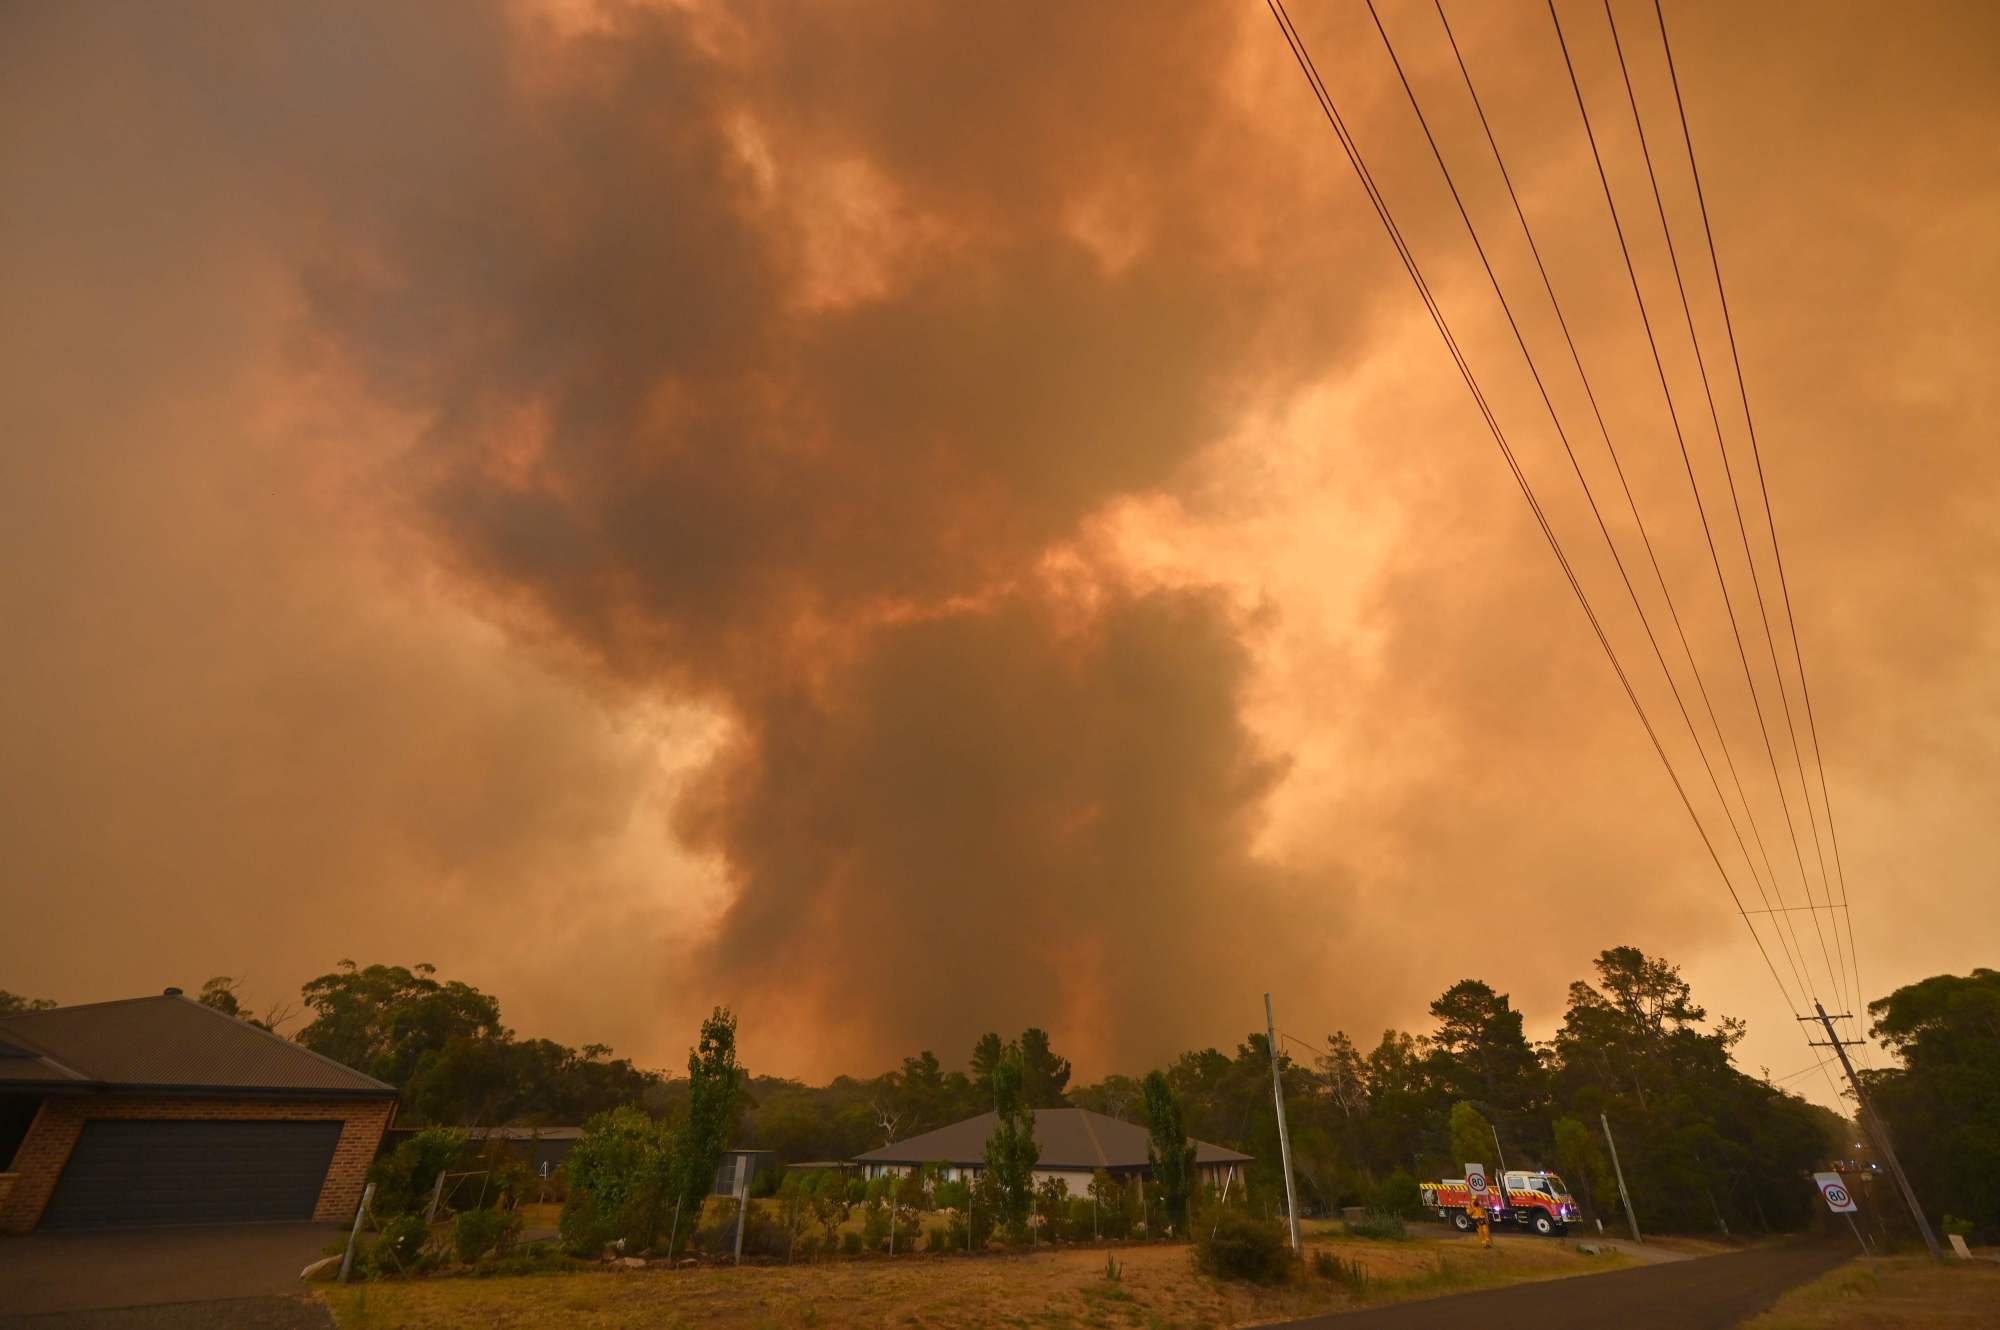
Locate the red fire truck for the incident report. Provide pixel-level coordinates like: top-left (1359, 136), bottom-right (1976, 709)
top-left (1419, 1170), bottom-right (1577, 1236)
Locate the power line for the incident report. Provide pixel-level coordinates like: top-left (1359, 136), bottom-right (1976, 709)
top-left (1544, 0), bottom-right (1838, 1039)
top-left (1365, 0), bottom-right (1818, 1024)
top-left (1425, 0), bottom-right (1815, 1019)
top-left (1649, 0), bottom-right (1866, 1057)
top-left (1600, 0), bottom-right (1853, 1046)
top-left (1261, 0), bottom-right (1797, 1015)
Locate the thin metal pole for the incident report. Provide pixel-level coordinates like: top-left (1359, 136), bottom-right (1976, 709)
top-left (1600, 1113), bottom-right (1641, 1243)
top-left (1264, 993), bottom-right (1302, 1252)
top-left (1809, 1001), bottom-right (1940, 1259)
top-left (733, 1164), bottom-right (749, 1263)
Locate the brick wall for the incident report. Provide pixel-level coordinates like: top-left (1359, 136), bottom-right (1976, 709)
top-left (0, 1095), bottom-right (395, 1234)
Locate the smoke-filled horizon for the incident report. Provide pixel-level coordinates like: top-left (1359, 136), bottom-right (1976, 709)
top-left (4, 1), bottom-right (1996, 1107)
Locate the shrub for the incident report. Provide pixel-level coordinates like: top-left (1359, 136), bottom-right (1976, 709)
top-left (1068, 1196), bottom-right (1095, 1238)
top-left (1373, 1169), bottom-right (1420, 1217)
top-left (1089, 1169), bottom-right (1132, 1240)
top-left (861, 1198), bottom-right (888, 1251)
top-left (1103, 1254), bottom-right (1122, 1282)
top-left (841, 1230), bottom-right (864, 1257)
top-left (1942, 1214), bottom-right (1974, 1237)
top-left (367, 1127), bottom-right (468, 1218)
top-left (808, 1172), bottom-right (850, 1252)
top-left (1341, 1210), bottom-right (1410, 1241)
top-left (750, 1165), bottom-right (784, 1198)
top-left (372, 1212), bottom-right (431, 1276)
top-left (927, 1224), bottom-right (955, 1253)
top-left (559, 1107), bottom-right (676, 1255)
top-left (1034, 1175), bottom-right (1071, 1243)
top-left (1193, 1209), bottom-right (1296, 1285)
top-left (1314, 1247), bottom-right (1368, 1295)
top-left (933, 1177), bottom-right (970, 1212)
top-left (452, 1206), bottom-right (522, 1264)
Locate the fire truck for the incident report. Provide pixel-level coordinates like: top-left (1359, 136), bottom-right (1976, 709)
top-left (1419, 1170), bottom-right (1577, 1236)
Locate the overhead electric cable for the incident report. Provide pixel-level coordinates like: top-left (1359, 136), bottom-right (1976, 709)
top-left (1650, 0), bottom-right (1866, 1052)
top-left (1261, 0), bottom-right (1799, 1016)
top-left (1545, 1), bottom-right (1839, 1033)
top-left (1601, 0), bottom-right (1852, 1042)
top-left (1427, 0), bottom-right (1815, 1018)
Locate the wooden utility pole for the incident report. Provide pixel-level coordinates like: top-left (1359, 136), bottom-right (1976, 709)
top-left (1264, 993), bottom-right (1302, 1253)
top-left (1599, 1113), bottom-right (1641, 1243)
top-left (1803, 1002), bottom-right (1941, 1259)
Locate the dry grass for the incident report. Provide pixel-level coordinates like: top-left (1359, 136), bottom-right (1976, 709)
top-left (321, 1232), bottom-right (1620, 1330)
top-left (1738, 1255), bottom-right (2000, 1330)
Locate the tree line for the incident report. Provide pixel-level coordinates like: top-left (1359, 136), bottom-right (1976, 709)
top-left (29, 947), bottom-right (1984, 1239)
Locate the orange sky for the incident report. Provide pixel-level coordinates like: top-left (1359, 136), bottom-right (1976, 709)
top-left (4, 1), bottom-right (1996, 1108)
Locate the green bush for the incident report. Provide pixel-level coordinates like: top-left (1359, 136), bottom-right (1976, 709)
top-left (1034, 1175), bottom-right (1071, 1242)
top-left (1193, 1209), bottom-right (1296, 1285)
top-left (1314, 1247), bottom-right (1368, 1295)
top-left (1341, 1210), bottom-right (1410, 1241)
top-left (927, 1223), bottom-right (955, 1253)
top-left (367, 1127), bottom-right (467, 1218)
top-left (558, 1107), bottom-right (676, 1255)
top-left (1942, 1213), bottom-right (1974, 1237)
top-left (861, 1198), bottom-right (890, 1251)
top-left (933, 1178), bottom-right (970, 1212)
top-left (846, 1177), bottom-right (868, 1204)
top-left (841, 1230), bottom-right (864, 1257)
top-left (452, 1206), bottom-right (522, 1264)
top-left (1373, 1169), bottom-right (1421, 1217)
top-left (371, 1212), bottom-right (431, 1276)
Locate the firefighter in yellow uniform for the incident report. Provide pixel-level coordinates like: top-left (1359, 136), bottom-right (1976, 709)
top-left (1468, 1198), bottom-right (1491, 1248)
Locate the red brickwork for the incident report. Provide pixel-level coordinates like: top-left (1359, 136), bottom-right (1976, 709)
top-left (0, 1095), bottom-right (394, 1233)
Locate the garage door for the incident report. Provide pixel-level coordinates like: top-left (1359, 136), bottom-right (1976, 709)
top-left (40, 1119), bottom-right (344, 1229)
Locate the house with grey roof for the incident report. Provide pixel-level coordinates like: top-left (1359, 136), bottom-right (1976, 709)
top-left (851, 1107), bottom-right (1250, 1196)
top-left (0, 989), bottom-right (396, 1232)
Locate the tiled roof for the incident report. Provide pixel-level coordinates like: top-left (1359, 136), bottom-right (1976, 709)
top-left (0, 993), bottom-right (394, 1097)
top-left (852, 1107), bottom-right (1251, 1169)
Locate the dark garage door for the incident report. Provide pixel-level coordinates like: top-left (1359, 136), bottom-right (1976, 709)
top-left (40, 1119), bottom-right (343, 1229)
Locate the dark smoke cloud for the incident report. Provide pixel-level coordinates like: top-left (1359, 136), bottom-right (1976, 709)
top-left (4, 0), bottom-right (1997, 1088)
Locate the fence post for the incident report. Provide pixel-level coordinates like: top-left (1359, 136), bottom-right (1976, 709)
top-left (339, 1183), bottom-right (375, 1284)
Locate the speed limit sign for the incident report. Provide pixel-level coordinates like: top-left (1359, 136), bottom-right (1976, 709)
top-left (1814, 1171), bottom-right (1857, 1213)
top-left (1465, 1163), bottom-right (1488, 1197)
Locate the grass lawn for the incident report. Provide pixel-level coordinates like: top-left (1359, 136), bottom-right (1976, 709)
top-left (321, 1232), bottom-right (1623, 1330)
top-left (1738, 1254), bottom-right (2000, 1329)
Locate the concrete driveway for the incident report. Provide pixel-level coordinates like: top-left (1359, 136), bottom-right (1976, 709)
top-left (0, 1224), bottom-right (339, 1327)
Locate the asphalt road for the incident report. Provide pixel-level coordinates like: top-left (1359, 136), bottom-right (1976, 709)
top-left (1271, 1241), bottom-right (1847, 1329)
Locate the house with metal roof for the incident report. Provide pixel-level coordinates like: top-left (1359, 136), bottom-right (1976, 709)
top-left (851, 1107), bottom-right (1250, 1196)
top-left (0, 989), bottom-right (396, 1232)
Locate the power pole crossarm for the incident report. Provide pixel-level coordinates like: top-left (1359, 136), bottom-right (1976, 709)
top-left (1264, 993), bottom-right (1302, 1253)
top-left (1802, 1002), bottom-right (1941, 1260)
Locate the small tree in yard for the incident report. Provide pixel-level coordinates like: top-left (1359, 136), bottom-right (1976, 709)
top-left (560, 1107), bottom-right (674, 1255)
top-left (777, 1172), bottom-right (813, 1261)
top-left (808, 1171), bottom-right (850, 1255)
top-left (1033, 1175), bottom-right (1071, 1242)
top-left (1142, 1070), bottom-right (1197, 1237)
top-left (1447, 1101), bottom-right (1493, 1174)
top-left (667, 1006), bottom-right (740, 1260)
top-left (969, 1168), bottom-right (1003, 1248)
top-left (1090, 1168), bottom-right (1132, 1239)
top-left (984, 1048), bottom-right (1038, 1243)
